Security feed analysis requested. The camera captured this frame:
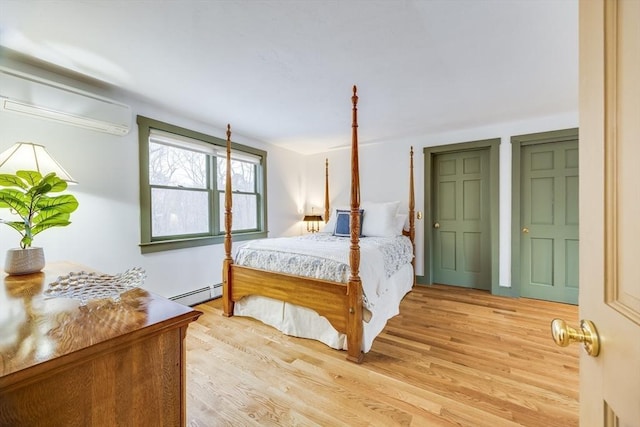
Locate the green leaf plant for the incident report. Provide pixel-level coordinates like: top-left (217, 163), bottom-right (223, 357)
top-left (0, 170), bottom-right (79, 249)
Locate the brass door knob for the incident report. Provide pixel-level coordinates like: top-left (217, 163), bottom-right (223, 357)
top-left (433, 222), bottom-right (440, 229)
top-left (551, 318), bottom-right (600, 357)
top-left (522, 227), bottom-right (529, 233)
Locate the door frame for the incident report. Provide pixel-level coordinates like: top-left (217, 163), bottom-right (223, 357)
top-left (422, 138), bottom-right (500, 293)
top-left (510, 128), bottom-right (579, 298)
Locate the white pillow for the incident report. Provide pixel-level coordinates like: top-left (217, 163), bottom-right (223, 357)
top-left (393, 214), bottom-right (408, 236)
top-left (361, 201), bottom-right (400, 237)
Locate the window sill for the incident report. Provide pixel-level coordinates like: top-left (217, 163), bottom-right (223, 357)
top-left (139, 231), bottom-right (268, 254)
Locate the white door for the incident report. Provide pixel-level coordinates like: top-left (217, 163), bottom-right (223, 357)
top-left (578, 0), bottom-right (640, 424)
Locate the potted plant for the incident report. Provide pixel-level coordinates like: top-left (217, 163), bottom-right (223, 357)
top-left (0, 170), bottom-right (79, 275)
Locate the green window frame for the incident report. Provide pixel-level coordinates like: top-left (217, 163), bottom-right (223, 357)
top-left (137, 116), bottom-right (267, 253)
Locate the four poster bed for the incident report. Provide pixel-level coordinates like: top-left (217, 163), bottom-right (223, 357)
top-left (222, 86), bottom-right (415, 363)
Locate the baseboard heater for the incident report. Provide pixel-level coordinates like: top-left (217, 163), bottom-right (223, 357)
top-left (170, 283), bottom-right (222, 307)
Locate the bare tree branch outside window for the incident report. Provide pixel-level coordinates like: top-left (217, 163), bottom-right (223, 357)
top-left (139, 116), bottom-right (266, 251)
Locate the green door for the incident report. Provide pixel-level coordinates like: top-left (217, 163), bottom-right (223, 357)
top-left (432, 149), bottom-right (491, 289)
top-left (520, 140), bottom-right (579, 304)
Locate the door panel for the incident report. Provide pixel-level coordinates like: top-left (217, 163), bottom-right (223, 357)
top-left (432, 149), bottom-right (490, 289)
top-left (566, 175), bottom-right (579, 224)
top-left (520, 140), bottom-right (579, 304)
top-left (463, 232), bottom-right (481, 272)
top-left (463, 180), bottom-right (480, 219)
top-left (565, 239), bottom-right (579, 290)
top-left (439, 182), bottom-right (456, 220)
top-left (530, 238), bottom-right (553, 286)
top-left (579, 0), bottom-right (640, 423)
top-left (530, 177), bottom-right (554, 224)
top-left (440, 231), bottom-right (456, 271)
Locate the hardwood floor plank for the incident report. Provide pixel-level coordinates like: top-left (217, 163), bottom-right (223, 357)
top-left (187, 284), bottom-right (579, 426)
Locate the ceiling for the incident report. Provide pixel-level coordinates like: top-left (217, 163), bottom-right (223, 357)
top-left (0, 0), bottom-right (578, 155)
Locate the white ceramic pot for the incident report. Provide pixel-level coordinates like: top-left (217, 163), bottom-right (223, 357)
top-left (4, 247), bottom-right (46, 275)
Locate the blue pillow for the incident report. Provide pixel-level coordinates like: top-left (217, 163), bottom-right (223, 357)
top-left (333, 209), bottom-right (364, 237)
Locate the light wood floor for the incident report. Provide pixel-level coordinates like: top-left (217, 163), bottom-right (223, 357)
top-left (186, 284), bottom-right (579, 426)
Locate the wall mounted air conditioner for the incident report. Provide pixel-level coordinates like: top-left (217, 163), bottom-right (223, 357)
top-left (0, 68), bottom-right (132, 136)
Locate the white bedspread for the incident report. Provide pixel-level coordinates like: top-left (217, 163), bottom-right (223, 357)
top-left (234, 233), bottom-right (413, 310)
top-left (232, 233), bottom-right (414, 352)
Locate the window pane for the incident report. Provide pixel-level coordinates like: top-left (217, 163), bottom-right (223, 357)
top-left (152, 188), bottom-right (209, 236)
top-left (219, 193), bottom-right (257, 231)
top-left (150, 142), bottom-right (207, 188)
top-left (217, 157), bottom-right (255, 192)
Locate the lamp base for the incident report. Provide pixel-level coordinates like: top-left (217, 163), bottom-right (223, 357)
top-left (4, 247), bottom-right (45, 275)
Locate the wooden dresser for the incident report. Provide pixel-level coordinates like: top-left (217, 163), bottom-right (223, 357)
top-left (0, 262), bottom-right (202, 426)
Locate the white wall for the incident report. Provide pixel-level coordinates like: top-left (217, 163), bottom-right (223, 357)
top-left (0, 59), bottom-right (579, 296)
top-left (0, 66), bottom-right (305, 299)
top-left (304, 111), bottom-right (578, 288)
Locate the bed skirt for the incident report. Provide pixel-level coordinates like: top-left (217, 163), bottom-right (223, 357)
top-left (233, 263), bottom-right (414, 352)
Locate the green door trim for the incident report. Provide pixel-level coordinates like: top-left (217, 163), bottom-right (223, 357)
top-left (422, 138), bottom-right (500, 294)
top-left (510, 128), bottom-right (579, 298)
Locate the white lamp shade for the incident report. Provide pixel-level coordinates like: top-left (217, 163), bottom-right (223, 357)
top-left (0, 142), bottom-right (77, 183)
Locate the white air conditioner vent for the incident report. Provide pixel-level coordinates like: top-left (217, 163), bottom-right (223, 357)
top-left (0, 68), bottom-right (132, 135)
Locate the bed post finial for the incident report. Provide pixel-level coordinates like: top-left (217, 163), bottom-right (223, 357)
top-left (223, 123), bottom-right (234, 317)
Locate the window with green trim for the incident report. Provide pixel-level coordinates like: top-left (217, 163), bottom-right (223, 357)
top-left (137, 116), bottom-right (267, 253)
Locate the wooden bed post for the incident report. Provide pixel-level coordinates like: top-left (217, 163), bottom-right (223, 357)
top-left (409, 146), bottom-right (416, 285)
top-left (347, 86), bottom-right (364, 363)
top-left (324, 158), bottom-right (330, 224)
top-left (222, 124), bottom-right (234, 317)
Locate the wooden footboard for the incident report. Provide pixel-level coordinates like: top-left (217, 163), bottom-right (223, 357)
top-left (229, 265), bottom-right (350, 334)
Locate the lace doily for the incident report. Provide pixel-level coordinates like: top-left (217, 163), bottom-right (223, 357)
top-left (44, 267), bottom-right (146, 304)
